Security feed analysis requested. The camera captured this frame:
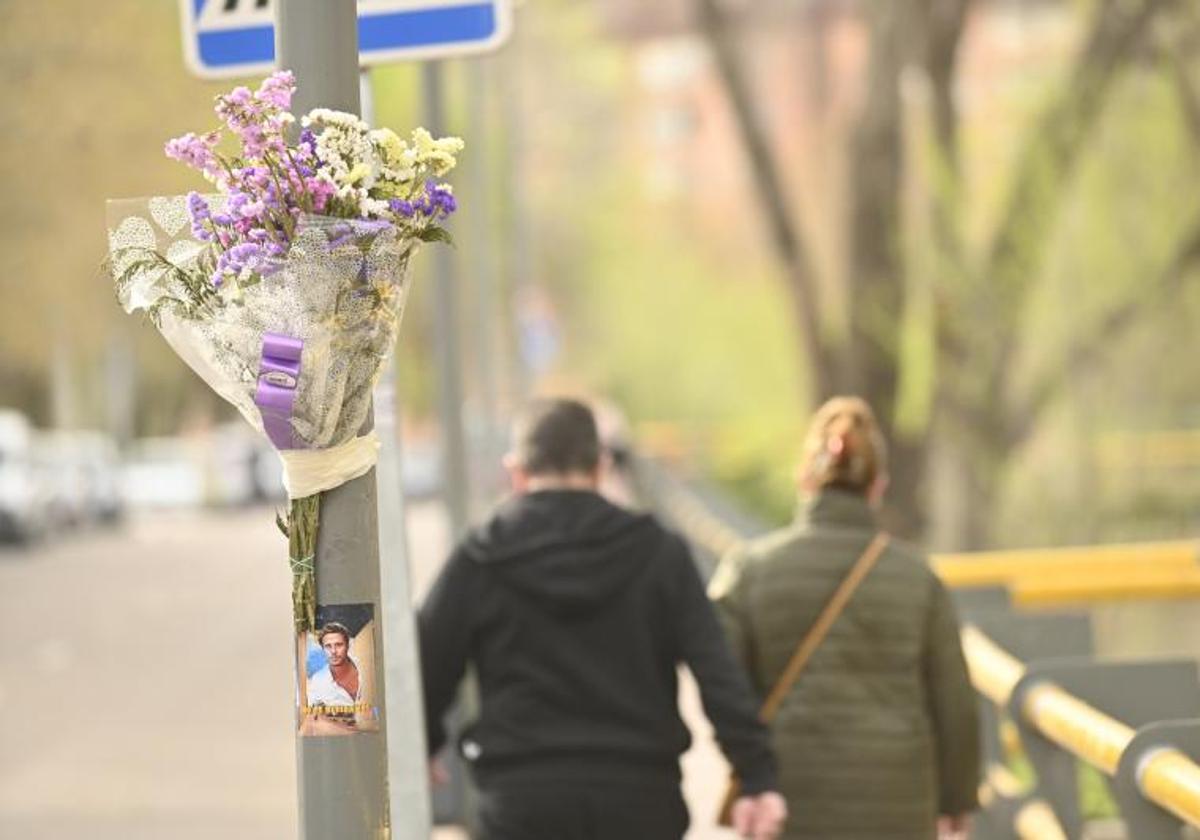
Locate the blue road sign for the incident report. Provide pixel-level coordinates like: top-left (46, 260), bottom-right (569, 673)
top-left (180, 0), bottom-right (512, 79)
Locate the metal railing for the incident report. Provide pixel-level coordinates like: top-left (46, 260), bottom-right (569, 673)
top-left (965, 625), bottom-right (1200, 832)
top-left (638, 456), bottom-right (1200, 839)
top-left (933, 541), bottom-right (1199, 599)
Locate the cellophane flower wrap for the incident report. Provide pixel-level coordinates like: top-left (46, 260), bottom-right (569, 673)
top-left (106, 72), bottom-right (462, 631)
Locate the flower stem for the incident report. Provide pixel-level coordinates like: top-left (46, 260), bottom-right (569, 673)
top-left (287, 493), bottom-right (320, 632)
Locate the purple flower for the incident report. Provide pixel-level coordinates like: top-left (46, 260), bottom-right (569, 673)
top-left (256, 71), bottom-right (295, 110)
top-left (187, 191), bottom-right (210, 220)
top-left (389, 199), bottom-right (415, 217)
top-left (404, 181), bottom-right (458, 220)
top-left (211, 241), bottom-right (268, 286)
top-left (239, 199), bottom-right (266, 219)
top-left (187, 192), bottom-right (215, 241)
top-left (298, 128), bottom-right (318, 158)
top-left (228, 86), bottom-right (253, 106)
top-left (165, 132), bottom-right (225, 185)
top-left (307, 178), bottom-right (336, 212)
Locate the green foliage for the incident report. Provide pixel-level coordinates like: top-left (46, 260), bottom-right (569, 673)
top-left (995, 65), bottom-right (1200, 547)
top-left (109, 246), bottom-right (222, 326)
top-left (416, 226), bottom-right (454, 245)
top-left (555, 175), bottom-right (805, 520)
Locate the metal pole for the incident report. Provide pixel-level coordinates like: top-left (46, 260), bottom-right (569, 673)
top-left (466, 58), bottom-right (502, 508)
top-left (423, 61), bottom-right (471, 538)
top-left (499, 19), bottom-right (533, 404)
top-left (363, 68), bottom-right (434, 840)
top-left (422, 60), bottom-right (477, 833)
top-left (276, 5), bottom-right (391, 839)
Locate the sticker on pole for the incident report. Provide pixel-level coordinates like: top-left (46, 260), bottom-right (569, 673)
top-left (297, 603), bottom-right (382, 736)
top-left (180, 0), bottom-right (513, 80)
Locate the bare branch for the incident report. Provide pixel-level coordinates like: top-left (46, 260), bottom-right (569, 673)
top-left (1167, 46), bottom-right (1200, 143)
top-left (924, 0), bottom-right (973, 168)
top-left (693, 0), bottom-right (834, 399)
top-left (1010, 220), bottom-right (1200, 446)
top-left (981, 0), bottom-right (1179, 386)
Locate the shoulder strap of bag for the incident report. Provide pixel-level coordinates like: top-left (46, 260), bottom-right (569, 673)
top-left (757, 532), bottom-right (890, 724)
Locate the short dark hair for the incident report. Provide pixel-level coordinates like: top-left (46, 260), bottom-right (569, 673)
top-left (511, 398), bottom-right (601, 476)
top-left (317, 622), bottom-right (351, 647)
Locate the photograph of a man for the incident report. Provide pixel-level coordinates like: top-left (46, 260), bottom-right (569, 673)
top-left (297, 605), bottom-right (380, 736)
top-left (308, 623), bottom-right (360, 711)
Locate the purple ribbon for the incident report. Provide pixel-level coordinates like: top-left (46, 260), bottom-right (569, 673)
top-left (254, 332), bottom-right (304, 450)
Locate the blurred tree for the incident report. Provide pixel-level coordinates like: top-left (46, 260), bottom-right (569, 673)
top-left (695, 0), bottom-right (1200, 545)
top-left (0, 0), bottom-right (231, 434)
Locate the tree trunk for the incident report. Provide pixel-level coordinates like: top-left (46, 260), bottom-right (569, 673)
top-left (694, 0), bottom-right (835, 402)
top-left (843, 2), bottom-right (921, 534)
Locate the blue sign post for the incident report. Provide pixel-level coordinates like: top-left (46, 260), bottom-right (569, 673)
top-left (179, 0), bottom-right (512, 79)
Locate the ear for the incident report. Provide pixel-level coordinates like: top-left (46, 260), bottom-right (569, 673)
top-left (868, 473), bottom-right (889, 508)
top-left (795, 463), bottom-right (815, 497)
top-left (503, 454), bottom-right (529, 494)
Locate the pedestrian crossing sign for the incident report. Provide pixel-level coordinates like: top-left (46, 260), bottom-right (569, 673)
top-left (179, 0), bottom-right (512, 79)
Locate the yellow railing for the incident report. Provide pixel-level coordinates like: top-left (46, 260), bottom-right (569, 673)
top-left (963, 626), bottom-right (1200, 829)
top-left (1012, 566), bottom-right (1200, 607)
top-left (932, 540), bottom-right (1199, 588)
top-left (1020, 683), bottom-right (1133, 775)
top-left (960, 625), bottom-right (1026, 706)
top-left (980, 765), bottom-right (1066, 840)
top-left (1140, 749), bottom-right (1200, 828)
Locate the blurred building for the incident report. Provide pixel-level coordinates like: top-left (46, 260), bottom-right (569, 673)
top-left (598, 0), bottom-right (1076, 241)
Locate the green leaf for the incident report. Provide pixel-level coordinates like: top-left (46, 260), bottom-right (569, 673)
top-left (417, 226), bottom-right (454, 246)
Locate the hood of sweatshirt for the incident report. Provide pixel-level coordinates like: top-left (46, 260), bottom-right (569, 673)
top-left (462, 489), bottom-right (663, 616)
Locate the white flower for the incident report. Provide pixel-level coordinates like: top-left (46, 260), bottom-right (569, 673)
top-left (361, 197), bottom-right (391, 218)
top-left (303, 108), bottom-right (369, 133)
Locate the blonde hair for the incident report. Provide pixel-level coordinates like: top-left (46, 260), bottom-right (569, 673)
top-left (799, 396), bottom-right (887, 494)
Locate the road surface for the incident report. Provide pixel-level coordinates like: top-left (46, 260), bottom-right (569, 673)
top-left (0, 503), bottom-right (735, 839)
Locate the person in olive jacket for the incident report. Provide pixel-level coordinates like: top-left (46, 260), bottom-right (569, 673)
top-left (419, 398), bottom-right (787, 840)
top-left (710, 396), bottom-right (981, 840)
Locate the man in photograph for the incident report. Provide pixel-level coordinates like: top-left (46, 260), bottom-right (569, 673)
top-left (307, 622), bottom-right (361, 723)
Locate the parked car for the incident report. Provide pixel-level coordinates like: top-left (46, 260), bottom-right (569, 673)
top-left (77, 432), bottom-right (124, 524)
top-left (37, 430), bottom-right (124, 529)
top-left (122, 437), bottom-right (206, 510)
top-left (250, 439), bottom-right (287, 503)
top-left (204, 424), bottom-right (260, 507)
top-left (0, 410), bottom-right (52, 543)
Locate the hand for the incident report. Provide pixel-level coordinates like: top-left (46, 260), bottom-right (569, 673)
top-left (731, 791), bottom-right (788, 840)
top-left (428, 756), bottom-right (450, 787)
top-left (937, 813), bottom-right (971, 840)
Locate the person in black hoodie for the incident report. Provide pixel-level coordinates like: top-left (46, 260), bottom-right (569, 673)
top-left (419, 398), bottom-right (787, 840)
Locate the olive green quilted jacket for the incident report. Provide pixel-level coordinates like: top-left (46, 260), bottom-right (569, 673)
top-left (710, 490), bottom-right (981, 839)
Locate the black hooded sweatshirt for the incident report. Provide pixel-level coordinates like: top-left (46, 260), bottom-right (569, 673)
top-left (418, 489), bottom-right (777, 795)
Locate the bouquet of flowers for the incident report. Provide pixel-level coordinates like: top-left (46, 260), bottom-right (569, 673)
top-left (107, 71), bottom-right (462, 631)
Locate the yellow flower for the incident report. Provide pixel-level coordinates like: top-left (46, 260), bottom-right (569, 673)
top-left (369, 128), bottom-right (407, 166)
top-left (345, 162), bottom-right (372, 185)
top-left (410, 128), bottom-right (464, 176)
